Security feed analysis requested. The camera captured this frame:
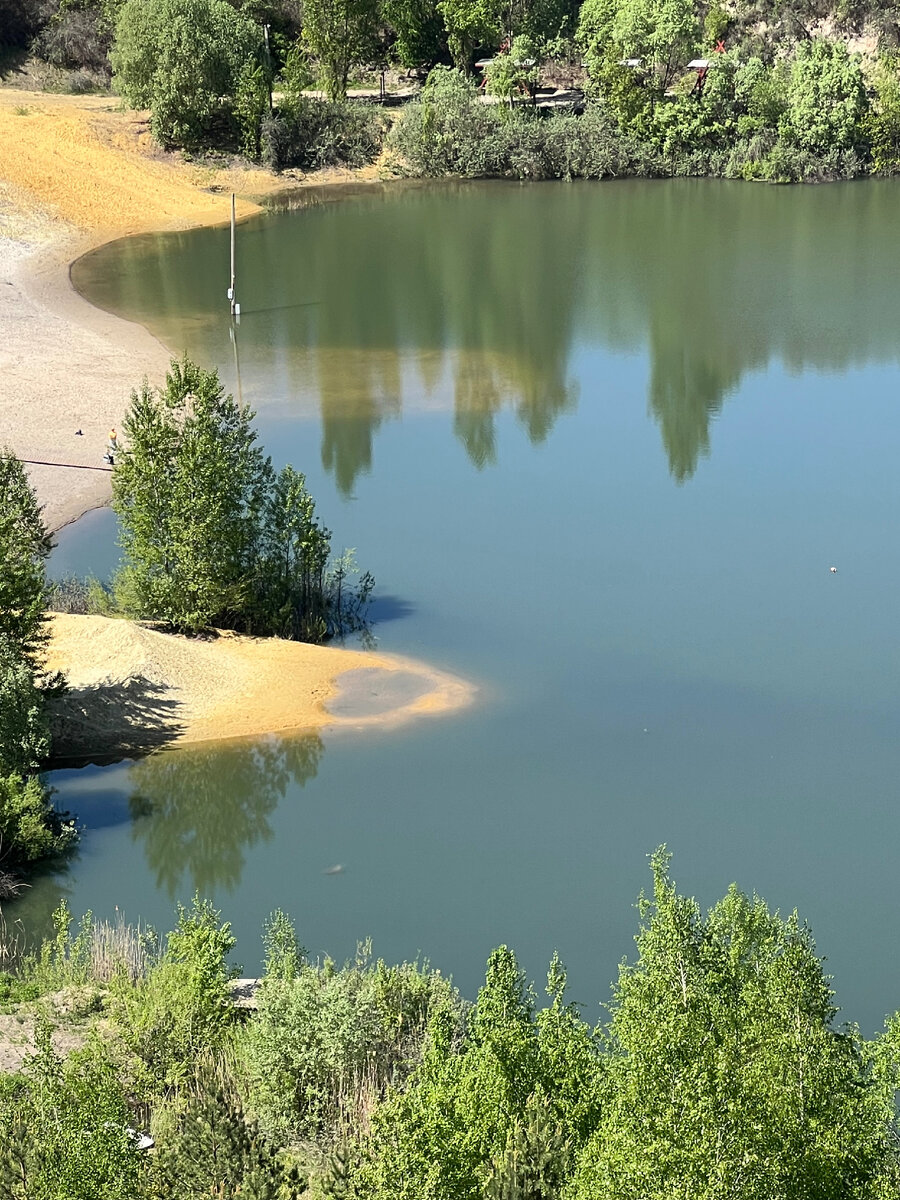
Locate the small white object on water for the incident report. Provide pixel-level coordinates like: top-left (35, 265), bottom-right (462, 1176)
top-left (323, 863), bottom-right (344, 875)
top-left (830, 566), bottom-right (838, 573)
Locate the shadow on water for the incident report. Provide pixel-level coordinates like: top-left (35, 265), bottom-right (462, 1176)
top-left (128, 732), bottom-right (324, 896)
top-left (366, 594), bottom-right (416, 624)
top-left (8, 732), bottom-right (325, 946)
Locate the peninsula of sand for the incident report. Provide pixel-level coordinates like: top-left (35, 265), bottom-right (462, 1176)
top-left (0, 88), bottom-right (470, 750)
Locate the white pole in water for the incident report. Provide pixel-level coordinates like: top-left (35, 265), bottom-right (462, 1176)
top-left (228, 193), bottom-right (236, 316)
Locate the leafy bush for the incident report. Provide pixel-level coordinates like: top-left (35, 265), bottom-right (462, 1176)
top-left (108, 896), bottom-right (237, 1097)
top-left (780, 38), bottom-right (869, 155)
top-left (389, 75), bottom-right (664, 179)
top-left (0, 1025), bottom-right (147, 1200)
top-left (33, 5), bottom-right (111, 73)
top-left (239, 916), bottom-right (464, 1143)
top-left (45, 574), bottom-right (110, 615)
top-left (260, 97), bottom-right (384, 170)
top-left (0, 774), bottom-right (72, 867)
top-left (866, 53), bottom-right (900, 174)
top-left (111, 0), bottom-right (261, 148)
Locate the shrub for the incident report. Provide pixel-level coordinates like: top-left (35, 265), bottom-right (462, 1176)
top-left (111, 0), bottom-right (261, 148)
top-left (260, 97), bottom-right (384, 170)
top-left (780, 38), bottom-right (869, 155)
top-left (387, 66), bottom-right (503, 175)
top-left (33, 5), bottom-right (111, 73)
top-left (152, 1056), bottom-right (306, 1199)
top-left (0, 1024), bottom-right (147, 1200)
top-left (239, 916), bottom-right (464, 1143)
top-left (867, 53), bottom-right (900, 174)
top-left (0, 773), bottom-right (72, 867)
top-left (108, 896), bottom-right (237, 1096)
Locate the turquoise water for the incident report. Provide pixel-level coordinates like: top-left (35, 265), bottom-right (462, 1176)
top-left (22, 178), bottom-right (900, 1029)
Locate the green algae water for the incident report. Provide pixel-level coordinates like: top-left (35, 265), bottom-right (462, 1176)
top-left (25, 178), bottom-right (900, 1029)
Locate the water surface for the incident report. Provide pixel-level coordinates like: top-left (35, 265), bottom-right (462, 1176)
top-left (23, 179), bottom-right (900, 1029)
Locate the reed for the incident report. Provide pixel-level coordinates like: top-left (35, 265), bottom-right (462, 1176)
top-left (89, 910), bottom-right (156, 983)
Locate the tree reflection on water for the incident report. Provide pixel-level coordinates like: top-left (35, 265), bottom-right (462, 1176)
top-left (128, 732), bottom-right (324, 896)
top-left (74, 178), bottom-right (900, 490)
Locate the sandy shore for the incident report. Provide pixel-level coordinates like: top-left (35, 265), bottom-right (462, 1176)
top-left (47, 615), bottom-right (473, 757)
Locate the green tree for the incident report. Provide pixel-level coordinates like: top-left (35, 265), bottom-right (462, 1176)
top-left (0, 450), bottom-right (51, 670)
top-left (0, 454), bottom-right (71, 873)
top-left (111, 0), bottom-right (262, 147)
top-left (111, 358), bottom-right (369, 640)
top-left (235, 60), bottom-right (271, 158)
top-left (780, 38), bottom-right (868, 154)
top-left (0, 639), bottom-right (49, 778)
top-left (437, 0), bottom-right (501, 69)
top-left (867, 53), bottom-right (900, 173)
top-left (578, 0), bottom-right (697, 97)
top-left (112, 358), bottom-right (270, 635)
top-left (0, 773), bottom-right (69, 867)
top-left (251, 464), bottom-right (333, 641)
top-left (360, 946), bottom-right (601, 1199)
top-left (301, 0), bottom-right (379, 99)
top-left (152, 1057), bottom-right (307, 1198)
top-left (381, 0), bottom-right (446, 68)
top-left (485, 35), bottom-right (542, 103)
top-left (571, 848), bottom-right (888, 1200)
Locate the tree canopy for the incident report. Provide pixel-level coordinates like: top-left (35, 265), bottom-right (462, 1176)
top-left (111, 356), bottom-right (370, 640)
top-left (111, 0), bottom-right (262, 146)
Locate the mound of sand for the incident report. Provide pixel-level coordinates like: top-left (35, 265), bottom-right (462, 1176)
top-left (46, 614), bottom-right (473, 759)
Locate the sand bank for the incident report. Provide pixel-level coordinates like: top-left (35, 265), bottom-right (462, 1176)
top-left (47, 614), bottom-right (474, 758)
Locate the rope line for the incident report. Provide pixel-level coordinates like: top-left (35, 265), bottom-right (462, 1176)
top-left (21, 459), bottom-right (113, 473)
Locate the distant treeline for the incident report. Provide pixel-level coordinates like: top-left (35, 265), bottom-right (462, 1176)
top-left (3, 850), bottom-right (900, 1197)
top-left (4, 0), bottom-right (900, 179)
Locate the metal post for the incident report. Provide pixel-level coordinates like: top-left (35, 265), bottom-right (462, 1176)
top-left (230, 193), bottom-right (236, 316)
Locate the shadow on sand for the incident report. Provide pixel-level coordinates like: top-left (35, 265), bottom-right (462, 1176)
top-left (48, 676), bottom-right (186, 765)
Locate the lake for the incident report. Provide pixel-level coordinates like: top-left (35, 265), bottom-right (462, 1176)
top-left (19, 177), bottom-right (900, 1030)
